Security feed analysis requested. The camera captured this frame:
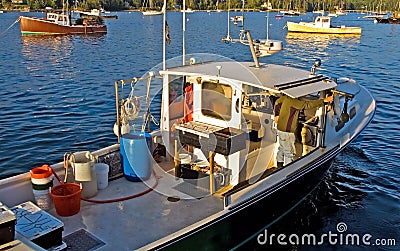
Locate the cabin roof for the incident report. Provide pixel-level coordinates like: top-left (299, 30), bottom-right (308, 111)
top-left (160, 61), bottom-right (337, 98)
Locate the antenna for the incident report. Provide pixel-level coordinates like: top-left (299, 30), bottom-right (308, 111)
top-left (216, 66), bottom-right (222, 77)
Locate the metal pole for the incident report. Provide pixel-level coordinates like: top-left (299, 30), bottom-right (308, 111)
top-left (241, 0), bottom-right (245, 27)
top-left (114, 81), bottom-right (120, 143)
top-left (320, 92), bottom-right (327, 148)
top-left (142, 75), bottom-right (153, 132)
top-left (209, 151), bottom-right (216, 195)
top-left (245, 30), bottom-right (260, 68)
top-left (174, 140), bottom-right (181, 179)
top-left (182, 0), bottom-right (186, 65)
top-left (227, 0), bottom-right (231, 40)
top-left (162, 0), bottom-right (166, 70)
top-left (266, 1), bottom-right (270, 41)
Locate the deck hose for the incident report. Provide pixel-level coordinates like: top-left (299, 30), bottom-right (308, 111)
top-left (49, 165), bottom-right (159, 204)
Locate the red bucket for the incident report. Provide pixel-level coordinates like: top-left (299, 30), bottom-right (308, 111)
top-left (51, 183), bottom-right (81, 217)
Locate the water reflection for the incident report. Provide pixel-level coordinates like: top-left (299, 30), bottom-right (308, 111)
top-left (21, 35), bottom-right (74, 48)
top-left (21, 33), bottom-right (106, 49)
top-left (20, 34), bottom-right (106, 79)
top-left (283, 32), bottom-right (362, 64)
top-left (285, 32), bottom-right (361, 51)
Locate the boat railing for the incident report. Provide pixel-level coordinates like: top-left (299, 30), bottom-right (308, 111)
top-left (274, 75), bottom-right (329, 91)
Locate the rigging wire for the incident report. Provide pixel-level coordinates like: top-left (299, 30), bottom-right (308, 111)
top-left (0, 17), bottom-right (20, 37)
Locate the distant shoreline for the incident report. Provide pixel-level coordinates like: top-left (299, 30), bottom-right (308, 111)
top-left (1, 9), bottom-right (380, 13)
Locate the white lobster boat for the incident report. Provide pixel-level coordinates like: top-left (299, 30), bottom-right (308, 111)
top-left (0, 7), bottom-right (375, 251)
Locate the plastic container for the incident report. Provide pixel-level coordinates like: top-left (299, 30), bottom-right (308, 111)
top-left (179, 153), bottom-right (192, 164)
top-left (70, 151), bottom-right (97, 198)
top-left (50, 183), bottom-right (82, 217)
top-left (0, 203), bottom-right (16, 245)
top-left (95, 163), bottom-right (109, 190)
top-left (120, 132), bottom-right (152, 182)
top-left (11, 201), bottom-right (64, 249)
top-left (30, 165), bottom-right (54, 210)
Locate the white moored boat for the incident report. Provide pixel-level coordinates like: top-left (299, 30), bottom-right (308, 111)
top-left (142, 10), bottom-right (163, 16)
top-left (0, 6), bottom-right (375, 251)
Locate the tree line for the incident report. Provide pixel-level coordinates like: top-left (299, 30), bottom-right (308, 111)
top-left (1, 0), bottom-right (398, 12)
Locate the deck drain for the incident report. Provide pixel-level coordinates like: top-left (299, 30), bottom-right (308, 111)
top-left (167, 196), bottom-right (180, 202)
top-left (63, 229), bottom-right (105, 251)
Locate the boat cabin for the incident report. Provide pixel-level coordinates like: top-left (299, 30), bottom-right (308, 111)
top-left (44, 8), bottom-right (103, 26)
top-left (314, 16), bottom-right (331, 28)
top-left (158, 60), bottom-right (343, 193)
top-left (46, 12), bottom-right (70, 26)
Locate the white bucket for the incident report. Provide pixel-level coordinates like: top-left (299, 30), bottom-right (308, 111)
top-left (33, 189), bottom-right (53, 210)
top-left (72, 151), bottom-right (96, 182)
top-left (71, 151), bottom-right (97, 198)
top-left (95, 163), bottom-right (109, 190)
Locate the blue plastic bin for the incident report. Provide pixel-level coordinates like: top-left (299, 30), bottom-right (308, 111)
top-left (120, 132), bottom-right (152, 182)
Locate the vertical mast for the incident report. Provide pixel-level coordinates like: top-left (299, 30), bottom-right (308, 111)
top-left (241, 0), bottom-right (245, 27)
top-left (162, 0), bottom-right (166, 70)
top-left (182, 0), bottom-right (186, 65)
top-left (227, 0), bottom-right (231, 40)
top-left (266, 0), bottom-right (270, 41)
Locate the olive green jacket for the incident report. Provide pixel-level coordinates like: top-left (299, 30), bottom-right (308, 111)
top-left (274, 95), bottom-right (324, 133)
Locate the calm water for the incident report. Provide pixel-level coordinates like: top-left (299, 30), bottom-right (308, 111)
top-left (1, 11), bottom-right (399, 250)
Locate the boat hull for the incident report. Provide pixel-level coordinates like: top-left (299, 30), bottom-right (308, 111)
top-left (19, 16), bottom-right (107, 35)
top-left (147, 152), bottom-right (337, 250)
top-left (287, 21), bottom-right (362, 34)
top-left (375, 17), bottom-right (400, 24)
top-left (142, 10), bottom-right (163, 16)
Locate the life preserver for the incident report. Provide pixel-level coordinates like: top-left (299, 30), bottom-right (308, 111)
top-left (124, 97), bottom-right (141, 120)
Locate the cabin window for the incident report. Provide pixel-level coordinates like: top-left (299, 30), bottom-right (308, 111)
top-left (201, 81), bottom-right (232, 121)
top-left (168, 75), bottom-right (185, 121)
top-left (169, 76), bottom-right (184, 104)
top-left (349, 107), bottom-right (356, 119)
top-left (241, 85), bottom-right (274, 114)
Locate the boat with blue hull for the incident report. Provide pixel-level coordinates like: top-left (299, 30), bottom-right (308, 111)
top-left (0, 7), bottom-right (375, 251)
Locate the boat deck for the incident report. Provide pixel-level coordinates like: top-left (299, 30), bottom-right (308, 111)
top-left (0, 144), bottom-right (225, 250)
top-left (52, 161), bottom-right (224, 250)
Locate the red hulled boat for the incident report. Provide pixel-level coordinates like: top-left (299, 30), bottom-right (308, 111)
top-left (20, 8), bottom-right (107, 35)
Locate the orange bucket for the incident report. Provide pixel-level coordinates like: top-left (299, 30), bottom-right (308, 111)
top-left (51, 183), bottom-right (82, 217)
top-left (30, 165), bottom-right (52, 179)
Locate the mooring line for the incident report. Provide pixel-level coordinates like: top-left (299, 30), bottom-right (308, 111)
top-left (0, 17), bottom-right (21, 36)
